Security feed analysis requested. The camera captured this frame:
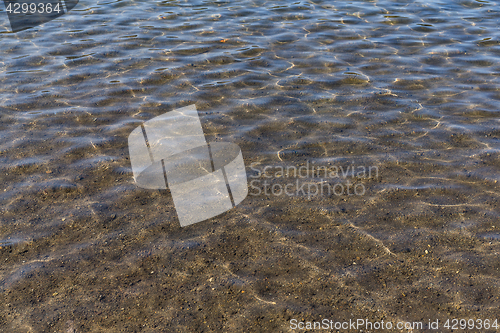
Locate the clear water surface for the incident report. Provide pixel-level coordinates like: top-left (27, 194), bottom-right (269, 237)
top-left (0, 0), bottom-right (499, 331)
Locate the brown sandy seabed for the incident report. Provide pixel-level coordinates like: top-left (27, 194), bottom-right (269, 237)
top-left (0, 102), bottom-right (499, 332)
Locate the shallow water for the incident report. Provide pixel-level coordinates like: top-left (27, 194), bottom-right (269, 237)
top-left (1, 0), bottom-right (500, 331)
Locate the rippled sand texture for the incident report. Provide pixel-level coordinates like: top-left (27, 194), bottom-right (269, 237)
top-left (1, 0), bottom-right (500, 331)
